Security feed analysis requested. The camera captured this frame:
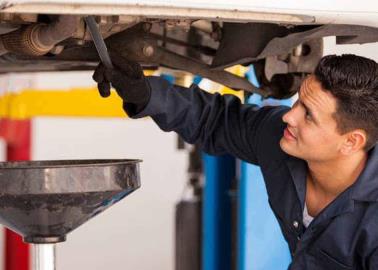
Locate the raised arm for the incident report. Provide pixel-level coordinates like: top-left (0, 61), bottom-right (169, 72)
top-left (93, 56), bottom-right (289, 166)
top-left (135, 77), bottom-right (288, 165)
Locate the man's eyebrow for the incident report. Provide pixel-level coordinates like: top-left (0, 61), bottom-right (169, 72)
top-left (298, 91), bottom-right (316, 120)
top-left (300, 99), bottom-right (318, 121)
top-left (300, 100), bottom-right (312, 114)
top-left (298, 82), bottom-right (318, 120)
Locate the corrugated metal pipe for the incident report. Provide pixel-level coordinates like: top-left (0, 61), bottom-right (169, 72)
top-left (0, 15), bottom-right (78, 56)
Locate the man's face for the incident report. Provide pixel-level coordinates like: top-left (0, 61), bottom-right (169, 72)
top-left (280, 75), bottom-right (345, 162)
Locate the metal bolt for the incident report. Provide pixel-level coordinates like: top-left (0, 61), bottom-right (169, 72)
top-left (293, 45), bottom-right (303, 57)
top-left (143, 45), bottom-right (154, 57)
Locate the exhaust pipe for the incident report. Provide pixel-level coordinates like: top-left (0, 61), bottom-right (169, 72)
top-left (0, 15), bottom-right (79, 56)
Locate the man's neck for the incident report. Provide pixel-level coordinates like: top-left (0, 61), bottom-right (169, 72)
top-left (305, 151), bottom-right (368, 217)
top-left (307, 151), bottom-right (368, 198)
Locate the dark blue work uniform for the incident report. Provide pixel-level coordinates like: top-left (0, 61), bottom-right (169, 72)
top-left (129, 77), bottom-right (378, 270)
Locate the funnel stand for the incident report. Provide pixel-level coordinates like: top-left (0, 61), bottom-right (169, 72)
top-left (33, 244), bottom-right (56, 270)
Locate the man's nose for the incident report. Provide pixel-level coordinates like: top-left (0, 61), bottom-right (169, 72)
top-left (282, 107), bottom-right (297, 126)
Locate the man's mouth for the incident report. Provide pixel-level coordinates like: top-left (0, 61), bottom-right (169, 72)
top-left (283, 127), bottom-right (296, 141)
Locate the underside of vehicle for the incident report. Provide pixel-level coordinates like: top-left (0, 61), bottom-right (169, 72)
top-left (0, 13), bottom-right (377, 98)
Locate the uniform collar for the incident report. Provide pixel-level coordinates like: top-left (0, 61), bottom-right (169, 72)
top-left (286, 155), bottom-right (307, 211)
top-left (286, 155), bottom-right (356, 225)
top-left (350, 145), bottom-right (378, 202)
top-left (286, 146), bottom-right (378, 205)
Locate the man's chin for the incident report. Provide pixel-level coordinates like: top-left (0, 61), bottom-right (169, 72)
top-left (280, 138), bottom-right (299, 157)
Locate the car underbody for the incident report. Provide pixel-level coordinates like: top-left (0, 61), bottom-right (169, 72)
top-left (0, 11), bottom-right (377, 98)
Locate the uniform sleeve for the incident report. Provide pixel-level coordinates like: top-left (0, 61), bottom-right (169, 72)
top-left (129, 76), bottom-right (289, 165)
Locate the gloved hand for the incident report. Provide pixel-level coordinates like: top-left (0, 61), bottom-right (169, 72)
top-left (92, 55), bottom-right (151, 113)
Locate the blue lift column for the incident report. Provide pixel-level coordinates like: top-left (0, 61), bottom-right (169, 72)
top-left (202, 154), bottom-right (235, 270)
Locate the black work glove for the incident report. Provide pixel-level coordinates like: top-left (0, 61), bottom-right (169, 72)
top-left (92, 55), bottom-right (151, 114)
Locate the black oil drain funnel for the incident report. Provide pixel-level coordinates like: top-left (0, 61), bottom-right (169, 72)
top-left (0, 159), bottom-right (141, 270)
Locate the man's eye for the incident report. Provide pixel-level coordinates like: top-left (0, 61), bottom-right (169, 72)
top-left (305, 111), bottom-right (312, 120)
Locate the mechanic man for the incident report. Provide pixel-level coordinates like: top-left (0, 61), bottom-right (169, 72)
top-left (93, 54), bottom-right (378, 269)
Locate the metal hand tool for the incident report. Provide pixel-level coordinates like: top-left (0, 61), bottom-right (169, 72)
top-left (84, 16), bottom-right (113, 69)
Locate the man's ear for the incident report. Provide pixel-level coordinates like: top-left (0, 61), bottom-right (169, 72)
top-left (340, 129), bottom-right (367, 155)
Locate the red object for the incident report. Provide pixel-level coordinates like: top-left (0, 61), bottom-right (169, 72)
top-left (5, 231), bottom-right (29, 270)
top-left (0, 119), bottom-right (31, 270)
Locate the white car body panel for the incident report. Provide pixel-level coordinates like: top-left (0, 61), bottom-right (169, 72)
top-left (0, 0), bottom-right (377, 27)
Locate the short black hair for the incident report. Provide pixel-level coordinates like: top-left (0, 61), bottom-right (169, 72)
top-left (314, 54), bottom-right (378, 151)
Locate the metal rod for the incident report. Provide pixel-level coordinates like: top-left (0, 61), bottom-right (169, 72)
top-left (84, 16), bottom-right (114, 69)
top-left (33, 244), bottom-right (56, 270)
